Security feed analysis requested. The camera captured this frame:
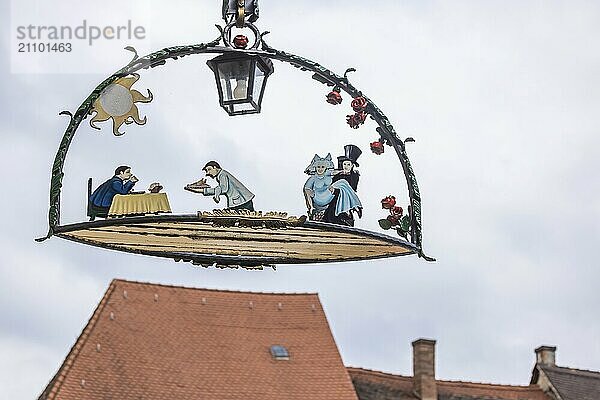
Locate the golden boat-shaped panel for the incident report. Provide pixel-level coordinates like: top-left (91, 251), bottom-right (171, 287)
top-left (55, 212), bottom-right (418, 268)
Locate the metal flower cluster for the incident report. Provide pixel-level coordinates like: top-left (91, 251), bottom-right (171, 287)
top-left (346, 96), bottom-right (368, 129)
top-left (379, 195), bottom-right (411, 239)
top-left (324, 86), bottom-right (390, 155)
top-left (324, 89), bottom-right (370, 129)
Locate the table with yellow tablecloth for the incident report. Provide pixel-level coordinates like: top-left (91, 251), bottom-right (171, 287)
top-left (108, 193), bottom-right (172, 217)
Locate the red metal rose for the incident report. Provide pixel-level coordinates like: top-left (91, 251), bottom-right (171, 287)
top-left (356, 111), bottom-right (367, 123)
top-left (233, 35), bottom-right (249, 49)
top-left (346, 111), bottom-right (367, 129)
top-left (387, 214), bottom-right (400, 226)
top-left (346, 114), bottom-right (360, 129)
top-left (370, 141), bottom-right (384, 155)
top-left (351, 96), bottom-right (368, 112)
top-left (391, 206), bottom-right (403, 216)
top-left (326, 90), bottom-right (343, 105)
top-left (381, 195), bottom-right (396, 209)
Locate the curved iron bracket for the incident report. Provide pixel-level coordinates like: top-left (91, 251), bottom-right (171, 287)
top-left (38, 38), bottom-right (434, 261)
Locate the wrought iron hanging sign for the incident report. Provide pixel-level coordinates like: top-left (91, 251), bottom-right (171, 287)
top-left (37, 0), bottom-right (435, 269)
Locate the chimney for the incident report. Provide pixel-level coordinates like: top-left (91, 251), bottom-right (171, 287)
top-left (535, 345), bottom-right (556, 367)
top-left (412, 339), bottom-right (437, 400)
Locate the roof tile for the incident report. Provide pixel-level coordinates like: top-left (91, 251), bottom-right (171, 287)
top-left (539, 365), bottom-right (600, 400)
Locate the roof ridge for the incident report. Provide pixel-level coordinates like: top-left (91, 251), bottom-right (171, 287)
top-left (437, 379), bottom-right (542, 390)
top-left (347, 367), bottom-right (542, 391)
top-left (346, 366), bottom-right (412, 379)
top-left (38, 280), bottom-right (118, 400)
top-left (112, 278), bottom-right (319, 296)
top-left (541, 364), bottom-right (600, 377)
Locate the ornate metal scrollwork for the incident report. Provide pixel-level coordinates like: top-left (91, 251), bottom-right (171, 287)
top-left (38, 30), bottom-right (433, 261)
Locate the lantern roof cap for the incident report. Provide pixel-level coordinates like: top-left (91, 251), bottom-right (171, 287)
top-left (206, 51), bottom-right (274, 74)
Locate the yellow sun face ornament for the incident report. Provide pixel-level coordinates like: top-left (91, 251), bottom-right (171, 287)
top-left (89, 74), bottom-right (153, 136)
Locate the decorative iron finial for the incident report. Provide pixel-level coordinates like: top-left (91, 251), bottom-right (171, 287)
top-left (222, 0), bottom-right (259, 27)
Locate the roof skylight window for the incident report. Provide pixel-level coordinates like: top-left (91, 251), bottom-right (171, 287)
top-left (270, 345), bottom-right (289, 360)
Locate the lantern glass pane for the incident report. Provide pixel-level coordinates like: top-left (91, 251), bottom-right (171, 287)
top-left (228, 102), bottom-right (259, 115)
top-left (217, 59), bottom-right (252, 103)
top-left (252, 63), bottom-right (265, 103)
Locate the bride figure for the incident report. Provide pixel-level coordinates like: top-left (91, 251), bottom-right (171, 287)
top-left (303, 152), bottom-right (362, 225)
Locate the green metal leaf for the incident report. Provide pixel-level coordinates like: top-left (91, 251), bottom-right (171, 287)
top-left (400, 215), bottom-right (411, 232)
top-left (378, 219), bottom-right (392, 230)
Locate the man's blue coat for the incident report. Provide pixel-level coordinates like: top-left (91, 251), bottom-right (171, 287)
top-left (89, 176), bottom-right (136, 207)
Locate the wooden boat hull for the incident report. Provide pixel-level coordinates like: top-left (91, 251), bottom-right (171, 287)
top-left (55, 214), bottom-right (418, 268)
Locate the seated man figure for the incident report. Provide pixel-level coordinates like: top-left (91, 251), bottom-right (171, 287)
top-left (89, 165), bottom-right (138, 220)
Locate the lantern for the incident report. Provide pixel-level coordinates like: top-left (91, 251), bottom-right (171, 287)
top-left (207, 52), bottom-right (274, 116)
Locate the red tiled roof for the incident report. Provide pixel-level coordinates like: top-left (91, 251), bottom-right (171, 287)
top-left (347, 367), bottom-right (551, 400)
top-left (39, 279), bottom-right (358, 400)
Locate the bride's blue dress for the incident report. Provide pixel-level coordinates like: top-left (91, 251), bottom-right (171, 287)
top-left (304, 170), bottom-right (362, 225)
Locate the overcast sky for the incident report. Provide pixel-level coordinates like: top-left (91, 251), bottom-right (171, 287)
top-left (1, 0), bottom-right (599, 398)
